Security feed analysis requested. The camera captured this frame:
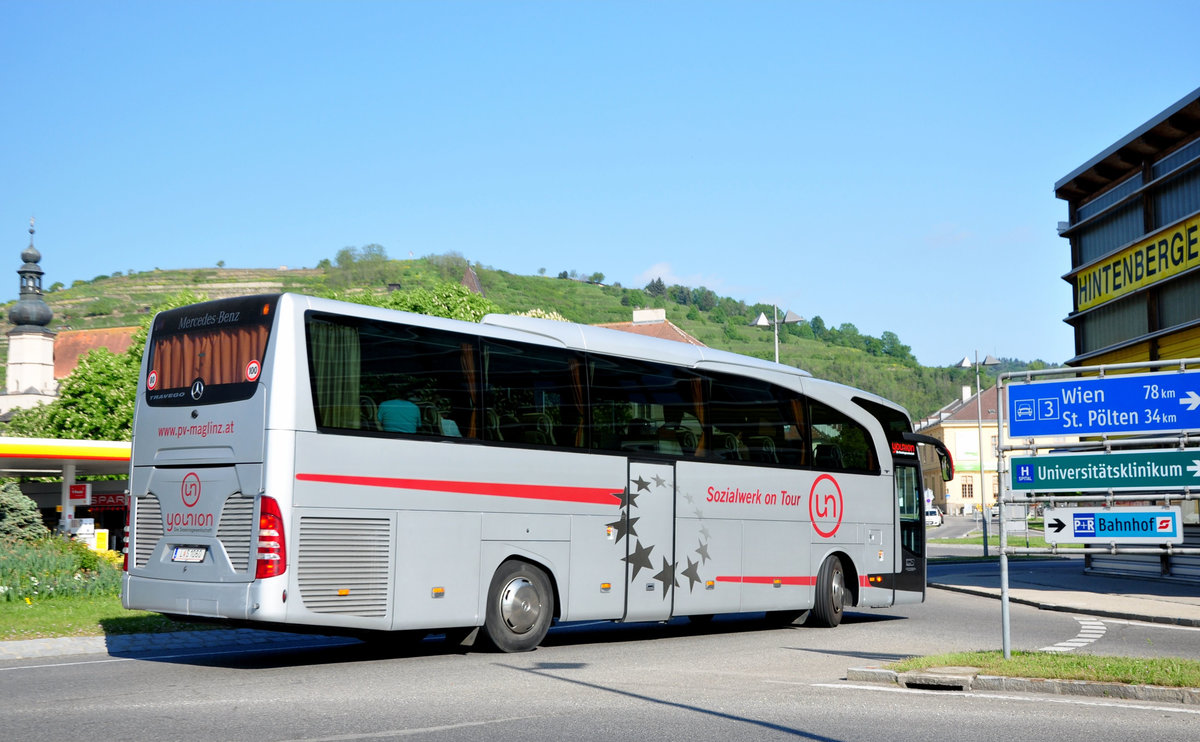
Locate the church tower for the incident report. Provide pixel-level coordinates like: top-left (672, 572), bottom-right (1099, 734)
top-left (2, 218), bottom-right (57, 412)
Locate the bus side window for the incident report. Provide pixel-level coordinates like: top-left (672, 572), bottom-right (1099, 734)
top-left (809, 399), bottom-right (878, 474)
top-left (481, 340), bottom-right (584, 450)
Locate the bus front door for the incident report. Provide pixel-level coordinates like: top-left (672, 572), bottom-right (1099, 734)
top-left (895, 462), bottom-right (925, 598)
top-left (621, 460), bottom-right (676, 623)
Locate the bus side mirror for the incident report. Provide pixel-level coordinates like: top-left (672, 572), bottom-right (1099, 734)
top-left (900, 432), bottom-right (954, 482)
top-left (937, 447), bottom-right (954, 482)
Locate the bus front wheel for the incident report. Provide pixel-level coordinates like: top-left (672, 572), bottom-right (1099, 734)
top-left (483, 560), bottom-right (554, 652)
top-left (810, 555), bottom-right (846, 628)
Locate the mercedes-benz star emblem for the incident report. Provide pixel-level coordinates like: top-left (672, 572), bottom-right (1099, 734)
top-left (190, 379), bottom-right (205, 401)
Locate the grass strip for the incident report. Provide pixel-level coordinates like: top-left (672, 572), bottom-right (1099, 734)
top-left (890, 651), bottom-right (1200, 688)
top-left (0, 594), bottom-right (215, 641)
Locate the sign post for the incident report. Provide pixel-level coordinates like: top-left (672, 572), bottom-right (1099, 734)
top-left (1011, 449), bottom-right (1200, 492)
top-left (1008, 370), bottom-right (1200, 438)
top-left (1043, 506), bottom-right (1184, 545)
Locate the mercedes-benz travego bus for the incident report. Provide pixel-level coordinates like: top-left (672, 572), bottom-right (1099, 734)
top-left (122, 294), bottom-right (952, 652)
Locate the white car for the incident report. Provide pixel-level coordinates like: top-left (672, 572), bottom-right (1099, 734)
top-left (924, 507), bottom-right (943, 527)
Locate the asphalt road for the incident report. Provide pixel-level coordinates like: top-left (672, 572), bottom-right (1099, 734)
top-left (3, 573), bottom-right (1197, 741)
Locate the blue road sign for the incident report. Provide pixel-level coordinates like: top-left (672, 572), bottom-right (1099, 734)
top-left (1043, 507), bottom-right (1183, 545)
top-left (1007, 371), bottom-right (1200, 437)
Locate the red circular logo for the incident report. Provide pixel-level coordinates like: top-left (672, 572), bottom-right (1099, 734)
top-left (245, 359), bottom-right (261, 382)
top-left (809, 473), bottom-right (843, 538)
top-left (147, 370), bottom-right (158, 390)
top-left (181, 472), bottom-right (201, 508)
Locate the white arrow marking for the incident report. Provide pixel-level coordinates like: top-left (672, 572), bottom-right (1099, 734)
top-left (1181, 390), bottom-right (1200, 411)
top-left (1189, 460), bottom-right (1200, 478)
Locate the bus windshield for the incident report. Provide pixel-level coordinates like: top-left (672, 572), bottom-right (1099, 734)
top-left (145, 295), bottom-right (278, 406)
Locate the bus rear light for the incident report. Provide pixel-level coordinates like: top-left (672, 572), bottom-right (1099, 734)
top-left (255, 496), bottom-right (287, 579)
top-left (123, 507), bottom-right (130, 572)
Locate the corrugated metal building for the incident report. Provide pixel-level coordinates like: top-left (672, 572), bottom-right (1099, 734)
top-left (1056, 92), bottom-right (1200, 580)
top-left (1056, 86), bottom-right (1200, 365)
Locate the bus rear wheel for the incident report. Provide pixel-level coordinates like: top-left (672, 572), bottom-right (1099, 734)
top-left (483, 560), bottom-right (554, 652)
top-left (810, 555), bottom-right (846, 628)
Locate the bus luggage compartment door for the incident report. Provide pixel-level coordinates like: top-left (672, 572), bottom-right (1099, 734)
top-left (621, 460), bottom-right (676, 623)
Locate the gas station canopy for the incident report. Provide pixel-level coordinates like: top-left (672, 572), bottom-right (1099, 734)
top-left (0, 436), bottom-right (131, 477)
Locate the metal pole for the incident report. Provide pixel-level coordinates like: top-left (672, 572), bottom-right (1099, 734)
top-left (997, 381), bottom-right (1011, 658)
top-left (773, 305), bottom-right (780, 363)
top-left (975, 351), bottom-right (989, 557)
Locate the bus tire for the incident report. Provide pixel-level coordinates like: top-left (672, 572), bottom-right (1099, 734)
top-left (810, 555), bottom-right (846, 628)
top-left (483, 560), bottom-right (554, 653)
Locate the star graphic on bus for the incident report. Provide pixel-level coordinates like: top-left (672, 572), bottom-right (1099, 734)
top-left (631, 475), bottom-right (651, 492)
top-left (607, 513), bottom-right (639, 543)
top-left (623, 540), bottom-right (654, 579)
top-left (652, 474), bottom-right (667, 488)
top-left (695, 539), bottom-right (710, 564)
top-left (653, 557), bottom-right (678, 597)
top-left (617, 489), bottom-right (640, 509)
top-left (680, 557), bottom-right (701, 592)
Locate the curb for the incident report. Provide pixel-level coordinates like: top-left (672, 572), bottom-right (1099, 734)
top-left (927, 582), bottom-right (1200, 628)
top-left (847, 667), bottom-right (1200, 705)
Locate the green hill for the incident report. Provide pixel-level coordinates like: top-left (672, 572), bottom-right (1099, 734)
top-left (0, 251), bottom-right (1041, 419)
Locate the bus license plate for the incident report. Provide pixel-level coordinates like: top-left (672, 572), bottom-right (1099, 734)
top-left (172, 546), bottom-right (207, 563)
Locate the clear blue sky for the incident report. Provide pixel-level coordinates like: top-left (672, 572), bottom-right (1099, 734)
top-left (4, 1), bottom-right (1200, 366)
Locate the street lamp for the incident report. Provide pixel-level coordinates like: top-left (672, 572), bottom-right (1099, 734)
top-left (959, 351), bottom-right (1001, 556)
top-left (751, 306), bottom-right (803, 363)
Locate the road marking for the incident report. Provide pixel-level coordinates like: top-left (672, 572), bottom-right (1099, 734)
top-left (272, 716), bottom-right (541, 741)
top-left (1101, 617), bottom-right (1200, 632)
top-left (812, 683), bottom-right (1200, 715)
top-left (1041, 616), bottom-right (1106, 653)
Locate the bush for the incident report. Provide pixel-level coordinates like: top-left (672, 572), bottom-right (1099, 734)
top-left (0, 481), bottom-right (48, 541)
top-left (0, 537), bottom-right (123, 603)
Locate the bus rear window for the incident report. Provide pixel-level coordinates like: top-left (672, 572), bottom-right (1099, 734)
top-left (145, 295), bottom-right (278, 406)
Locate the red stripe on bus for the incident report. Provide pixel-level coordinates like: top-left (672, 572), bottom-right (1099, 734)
top-left (714, 575), bottom-right (816, 586)
top-left (295, 472), bottom-right (622, 506)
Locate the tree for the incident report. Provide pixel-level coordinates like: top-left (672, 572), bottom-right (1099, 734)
top-left (329, 282), bottom-right (499, 323)
top-left (589, 272), bottom-right (605, 284)
top-left (644, 277), bottom-right (666, 297)
top-left (667, 284), bottom-right (690, 306)
top-left (0, 480), bottom-right (48, 541)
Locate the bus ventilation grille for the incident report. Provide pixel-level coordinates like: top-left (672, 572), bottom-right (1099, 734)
top-left (134, 495), bottom-right (163, 568)
top-left (217, 495), bottom-right (255, 573)
top-left (297, 517), bottom-right (392, 617)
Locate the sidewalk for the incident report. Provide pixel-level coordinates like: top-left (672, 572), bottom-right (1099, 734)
top-left (928, 557), bottom-right (1200, 626)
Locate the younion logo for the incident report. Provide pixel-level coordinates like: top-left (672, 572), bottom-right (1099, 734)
top-left (181, 472), bottom-right (201, 508)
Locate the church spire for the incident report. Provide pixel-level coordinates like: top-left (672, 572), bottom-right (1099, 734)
top-left (9, 217), bottom-right (53, 329)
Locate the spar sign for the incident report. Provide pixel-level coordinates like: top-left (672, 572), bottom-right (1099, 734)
top-left (1008, 370), bottom-right (1200, 437)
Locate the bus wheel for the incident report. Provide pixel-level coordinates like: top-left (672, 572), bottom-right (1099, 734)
top-left (483, 561), bottom-right (554, 652)
top-left (810, 556), bottom-right (846, 628)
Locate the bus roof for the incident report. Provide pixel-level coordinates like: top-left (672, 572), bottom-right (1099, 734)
top-left (480, 312), bottom-right (812, 378)
top-left (284, 293), bottom-right (907, 419)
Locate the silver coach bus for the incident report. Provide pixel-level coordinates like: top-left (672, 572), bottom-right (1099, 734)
top-left (122, 293), bottom-right (952, 652)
